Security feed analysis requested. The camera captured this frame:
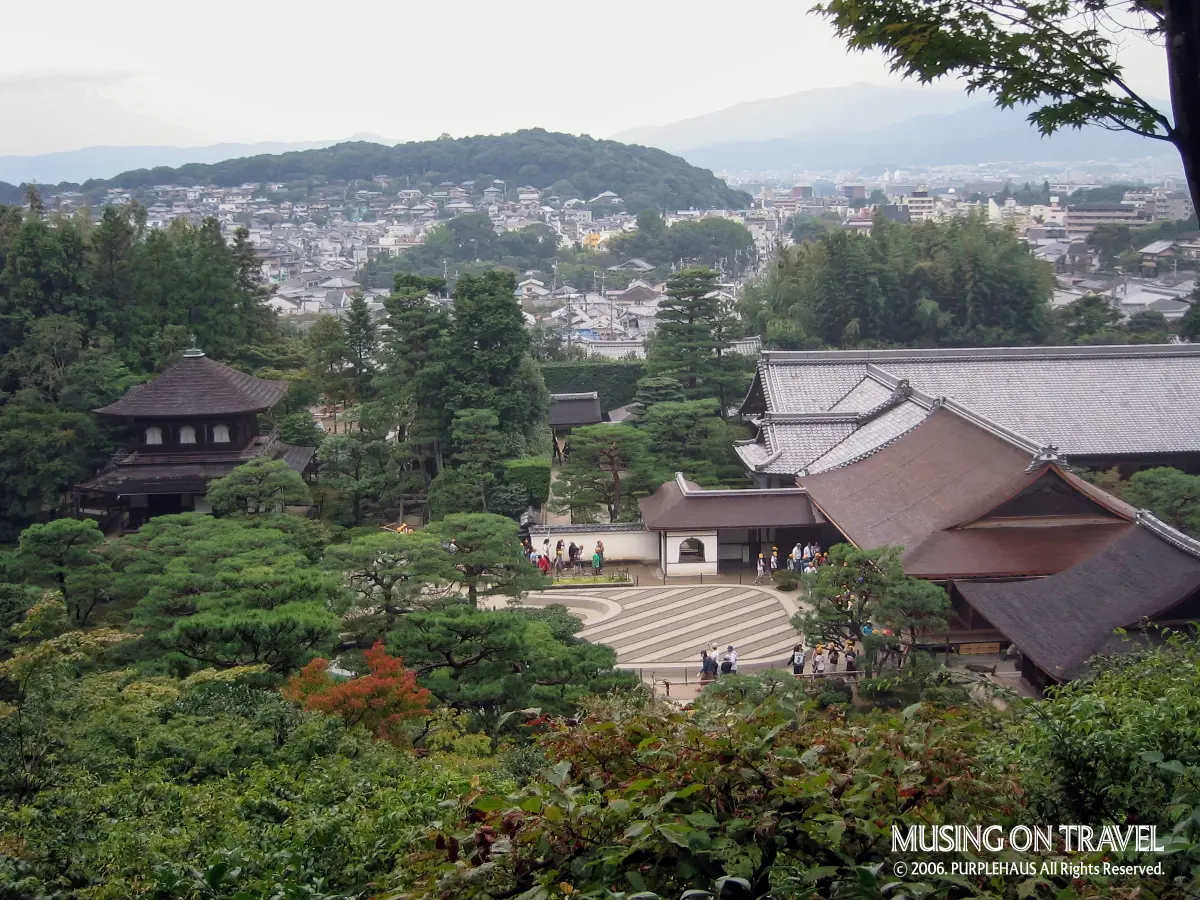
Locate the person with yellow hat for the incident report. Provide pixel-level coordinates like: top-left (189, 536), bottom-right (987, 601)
top-left (813, 644), bottom-right (827, 678)
top-left (754, 552), bottom-right (768, 584)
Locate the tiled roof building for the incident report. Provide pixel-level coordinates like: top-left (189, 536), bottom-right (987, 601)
top-left (738, 344), bottom-right (1200, 482)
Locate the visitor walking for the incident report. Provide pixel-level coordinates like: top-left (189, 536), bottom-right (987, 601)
top-left (592, 546), bottom-right (602, 576)
top-left (827, 643), bottom-right (840, 672)
top-left (567, 542), bottom-right (578, 573)
top-left (789, 643), bottom-right (806, 677)
top-left (699, 649), bottom-right (718, 684)
top-left (813, 645), bottom-right (827, 678)
top-left (754, 553), bottom-right (768, 584)
top-left (595, 540), bottom-right (605, 573)
top-left (724, 645), bottom-right (738, 675)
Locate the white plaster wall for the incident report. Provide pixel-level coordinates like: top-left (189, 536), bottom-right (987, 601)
top-left (532, 528), bottom-right (658, 562)
top-left (664, 530), bottom-right (719, 575)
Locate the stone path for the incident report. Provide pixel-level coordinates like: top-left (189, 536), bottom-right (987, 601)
top-left (509, 585), bottom-right (804, 676)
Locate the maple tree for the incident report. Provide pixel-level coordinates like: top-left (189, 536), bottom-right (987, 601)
top-left (284, 641), bottom-right (431, 745)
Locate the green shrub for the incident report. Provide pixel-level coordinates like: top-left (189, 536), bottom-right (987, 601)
top-left (540, 360), bottom-right (645, 409)
top-left (817, 690), bottom-right (850, 709)
top-left (857, 675), bottom-right (897, 699)
top-left (486, 483), bottom-right (531, 520)
top-left (921, 684), bottom-right (971, 707)
top-left (498, 745), bottom-right (549, 785)
top-left (771, 569), bottom-right (799, 591)
top-left (504, 458), bottom-right (552, 506)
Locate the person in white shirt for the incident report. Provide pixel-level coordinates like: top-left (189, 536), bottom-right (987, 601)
top-left (725, 645), bottom-right (738, 674)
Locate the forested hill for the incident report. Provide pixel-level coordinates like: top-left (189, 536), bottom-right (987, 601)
top-left (0, 130), bottom-right (751, 211)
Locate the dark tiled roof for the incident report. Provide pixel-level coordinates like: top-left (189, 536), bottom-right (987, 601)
top-left (77, 439), bottom-right (312, 496)
top-left (77, 460), bottom-right (243, 495)
top-left (549, 392), bottom-right (603, 427)
top-left (956, 522), bottom-right (1200, 680)
top-left (799, 408), bottom-right (1134, 579)
top-left (96, 354), bottom-right (288, 418)
top-left (639, 473), bottom-right (815, 530)
top-left (278, 443), bottom-right (316, 473)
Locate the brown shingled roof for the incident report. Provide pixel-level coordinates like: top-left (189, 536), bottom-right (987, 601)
top-left (903, 522), bottom-right (1130, 579)
top-left (639, 474), bottom-right (815, 530)
top-left (95, 353), bottom-right (288, 418)
top-left (799, 407), bottom-right (1134, 579)
top-left (956, 522), bottom-right (1200, 680)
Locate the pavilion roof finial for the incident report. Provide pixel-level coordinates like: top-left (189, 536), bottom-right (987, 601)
top-left (182, 335), bottom-right (205, 358)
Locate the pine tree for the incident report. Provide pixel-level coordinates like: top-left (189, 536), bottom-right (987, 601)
top-left (646, 267), bottom-right (724, 398)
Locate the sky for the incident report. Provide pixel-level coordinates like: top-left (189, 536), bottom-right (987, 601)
top-left (1, 0), bottom-right (1173, 156)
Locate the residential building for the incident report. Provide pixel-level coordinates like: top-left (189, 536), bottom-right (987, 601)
top-left (901, 188), bottom-right (936, 223)
top-left (1064, 202), bottom-right (1150, 237)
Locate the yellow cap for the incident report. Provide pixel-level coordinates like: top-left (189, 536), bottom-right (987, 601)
top-left (758, 553), bottom-right (764, 558)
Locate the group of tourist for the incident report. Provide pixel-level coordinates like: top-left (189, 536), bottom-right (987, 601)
top-left (787, 640), bottom-right (859, 678)
top-left (697, 639), bottom-right (860, 683)
top-left (754, 541), bottom-right (831, 583)
top-left (525, 537), bottom-right (605, 577)
top-left (697, 644), bottom-right (739, 683)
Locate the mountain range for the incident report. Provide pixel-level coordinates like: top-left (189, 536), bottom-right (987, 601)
top-left (0, 130), bottom-right (749, 212)
top-left (616, 84), bottom-right (1179, 174)
top-left (613, 84), bottom-right (976, 153)
top-left (0, 135), bottom-right (399, 185)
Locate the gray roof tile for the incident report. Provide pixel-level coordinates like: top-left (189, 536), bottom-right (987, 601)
top-left (827, 376), bottom-right (895, 412)
top-left (806, 401), bottom-right (931, 473)
top-left (763, 364), bottom-right (864, 413)
top-left (749, 345), bottom-right (1200, 460)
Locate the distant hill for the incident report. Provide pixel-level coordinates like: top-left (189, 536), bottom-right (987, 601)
top-left (682, 101), bottom-right (1179, 172)
top-left (0, 138), bottom-right (399, 186)
top-left (614, 84), bottom-right (975, 153)
top-left (0, 130), bottom-right (749, 212)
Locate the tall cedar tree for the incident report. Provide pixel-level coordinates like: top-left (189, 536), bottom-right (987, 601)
top-left (377, 274), bottom-right (452, 458)
top-left (343, 294), bottom-right (377, 402)
top-left (445, 271), bottom-right (536, 440)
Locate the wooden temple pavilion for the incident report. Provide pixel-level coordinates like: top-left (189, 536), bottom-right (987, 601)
top-left (74, 347), bottom-right (315, 529)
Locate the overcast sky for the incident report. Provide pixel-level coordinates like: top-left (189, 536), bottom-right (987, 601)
top-left (1, 0), bottom-right (1172, 156)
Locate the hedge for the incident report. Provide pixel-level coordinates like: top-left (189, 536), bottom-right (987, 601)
top-left (504, 458), bottom-right (552, 506)
top-left (540, 360), bottom-right (645, 410)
